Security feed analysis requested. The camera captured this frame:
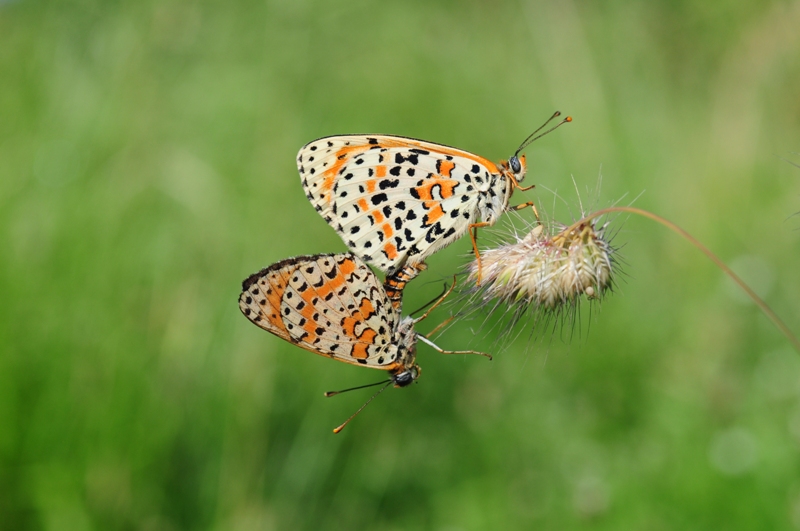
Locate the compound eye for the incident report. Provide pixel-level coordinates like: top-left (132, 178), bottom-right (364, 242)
top-left (510, 156), bottom-right (521, 174)
top-left (393, 370), bottom-right (414, 387)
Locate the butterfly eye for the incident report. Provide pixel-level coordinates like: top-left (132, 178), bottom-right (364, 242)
top-left (393, 370), bottom-right (415, 387)
top-left (509, 156), bottom-right (522, 174)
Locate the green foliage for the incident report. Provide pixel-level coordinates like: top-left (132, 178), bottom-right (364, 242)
top-left (1, 0), bottom-right (800, 529)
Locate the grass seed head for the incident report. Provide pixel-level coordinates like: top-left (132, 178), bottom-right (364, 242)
top-left (467, 218), bottom-right (617, 313)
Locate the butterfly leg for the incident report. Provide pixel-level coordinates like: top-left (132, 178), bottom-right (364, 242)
top-left (510, 201), bottom-right (540, 221)
top-left (384, 263), bottom-right (427, 312)
top-left (426, 315), bottom-right (454, 337)
top-left (417, 334), bottom-right (492, 360)
top-left (412, 275), bottom-right (457, 325)
top-left (468, 222), bottom-right (491, 285)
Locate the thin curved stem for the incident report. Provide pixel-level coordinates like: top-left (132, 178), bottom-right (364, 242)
top-left (565, 206), bottom-right (800, 354)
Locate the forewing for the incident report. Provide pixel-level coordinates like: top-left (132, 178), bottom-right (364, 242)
top-left (297, 135), bottom-right (499, 272)
top-left (239, 255), bottom-right (299, 342)
top-left (239, 253), bottom-right (403, 369)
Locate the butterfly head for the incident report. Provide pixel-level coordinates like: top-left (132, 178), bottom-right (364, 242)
top-left (388, 316), bottom-right (420, 388)
top-left (391, 364), bottom-right (421, 388)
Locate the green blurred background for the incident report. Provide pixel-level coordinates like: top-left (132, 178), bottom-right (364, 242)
top-left (2, 0), bottom-right (800, 529)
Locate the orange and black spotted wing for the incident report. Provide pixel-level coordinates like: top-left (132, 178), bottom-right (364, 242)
top-left (297, 135), bottom-right (503, 273)
top-left (239, 253), bottom-right (407, 369)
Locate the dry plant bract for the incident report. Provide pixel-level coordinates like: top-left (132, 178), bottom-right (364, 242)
top-left (459, 213), bottom-right (619, 338)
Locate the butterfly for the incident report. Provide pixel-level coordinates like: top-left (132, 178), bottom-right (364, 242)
top-left (238, 252), bottom-right (490, 432)
top-left (296, 112), bottom-right (571, 309)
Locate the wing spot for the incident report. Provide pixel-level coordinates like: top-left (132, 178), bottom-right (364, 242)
top-left (379, 179), bottom-right (400, 190)
top-left (371, 193), bottom-right (388, 205)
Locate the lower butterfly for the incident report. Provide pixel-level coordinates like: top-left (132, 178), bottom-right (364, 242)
top-left (238, 252), bottom-right (490, 432)
top-left (297, 112), bottom-right (571, 309)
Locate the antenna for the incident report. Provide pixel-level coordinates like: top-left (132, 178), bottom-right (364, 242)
top-left (515, 111), bottom-right (573, 157)
top-left (328, 380), bottom-right (393, 434)
top-left (324, 379), bottom-right (390, 397)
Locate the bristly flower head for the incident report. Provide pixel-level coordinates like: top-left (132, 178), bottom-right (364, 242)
top-left (465, 217), bottom-right (618, 322)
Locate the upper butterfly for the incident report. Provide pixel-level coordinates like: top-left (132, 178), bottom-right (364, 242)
top-left (297, 112), bottom-right (571, 304)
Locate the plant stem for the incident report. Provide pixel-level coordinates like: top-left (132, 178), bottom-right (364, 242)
top-left (567, 206), bottom-right (800, 354)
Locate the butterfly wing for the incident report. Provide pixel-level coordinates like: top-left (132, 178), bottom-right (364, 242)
top-left (298, 135), bottom-right (501, 273)
top-left (239, 253), bottom-right (404, 369)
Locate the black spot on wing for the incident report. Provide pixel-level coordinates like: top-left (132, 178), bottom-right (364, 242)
top-left (379, 179), bottom-right (400, 190)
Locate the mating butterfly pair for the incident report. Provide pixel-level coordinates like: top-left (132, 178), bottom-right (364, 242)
top-left (240, 114), bottom-right (570, 431)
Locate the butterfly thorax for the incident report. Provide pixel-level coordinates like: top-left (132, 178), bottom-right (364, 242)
top-left (388, 316), bottom-right (420, 388)
top-left (476, 156), bottom-right (526, 225)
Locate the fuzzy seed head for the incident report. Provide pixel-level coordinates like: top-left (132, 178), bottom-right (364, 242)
top-left (467, 220), bottom-right (616, 311)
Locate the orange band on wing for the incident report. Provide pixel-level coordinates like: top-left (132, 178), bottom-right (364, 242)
top-left (321, 145), bottom-right (372, 202)
top-left (414, 179), bottom-right (459, 201)
top-left (422, 202), bottom-right (444, 225)
top-left (383, 242), bottom-right (398, 260)
top-left (439, 160), bottom-right (455, 177)
top-left (264, 270), bottom-right (292, 332)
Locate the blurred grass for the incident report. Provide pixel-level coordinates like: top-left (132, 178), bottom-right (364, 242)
top-left (1, 0), bottom-right (800, 529)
